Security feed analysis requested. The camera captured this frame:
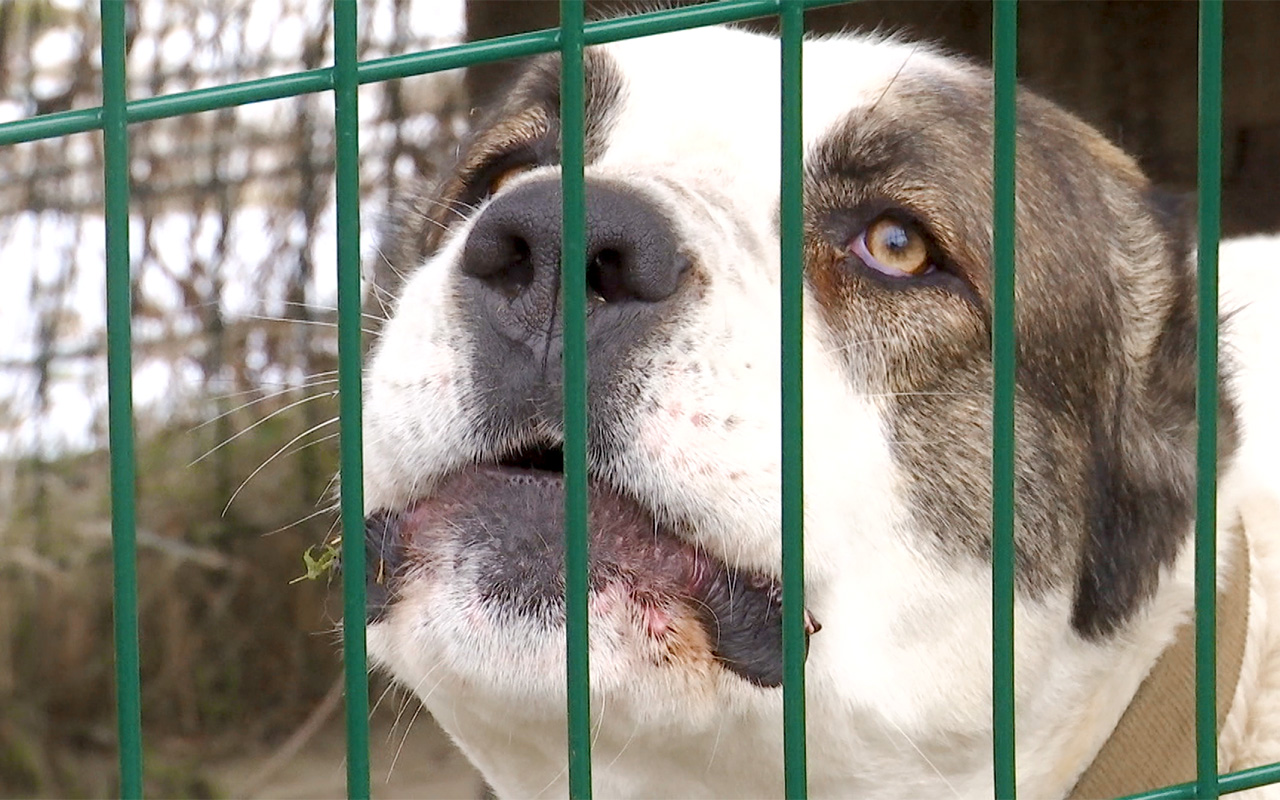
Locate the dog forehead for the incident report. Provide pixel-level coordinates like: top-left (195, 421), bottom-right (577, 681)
top-left (595, 28), bottom-right (960, 175)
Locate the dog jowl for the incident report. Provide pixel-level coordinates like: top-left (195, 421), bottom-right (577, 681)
top-left (356, 25), bottom-right (1280, 799)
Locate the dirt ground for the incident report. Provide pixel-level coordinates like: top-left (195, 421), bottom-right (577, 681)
top-left (212, 707), bottom-right (485, 800)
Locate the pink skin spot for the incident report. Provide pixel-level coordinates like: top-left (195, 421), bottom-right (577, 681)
top-left (591, 590), bottom-right (616, 615)
top-left (690, 412), bottom-right (710, 428)
top-left (643, 602), bottom-right (673, 638)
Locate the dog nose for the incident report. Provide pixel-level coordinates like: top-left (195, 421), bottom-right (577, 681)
top-left (460, 178), bottom-right (686, 343)
top-left (459, 176), bottom-right (689, 431)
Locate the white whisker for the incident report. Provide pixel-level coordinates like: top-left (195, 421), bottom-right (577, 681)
top-left (190, 391), bottom-right (337, 466)
top-left (222, 416), bottom-right (340, 515)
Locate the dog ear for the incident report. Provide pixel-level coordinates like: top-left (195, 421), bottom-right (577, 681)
top-left (1070, 188), bottom-right (1237, 638)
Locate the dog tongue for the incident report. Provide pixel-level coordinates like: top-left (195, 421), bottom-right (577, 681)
top-left (364, 465), bottom-right (811, 687)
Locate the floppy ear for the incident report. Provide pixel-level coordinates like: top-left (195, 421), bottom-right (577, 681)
top-left (1070, 189), bottom-right (1238, 639)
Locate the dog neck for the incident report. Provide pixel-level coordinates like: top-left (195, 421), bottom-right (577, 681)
top-left (1068, 523), bottom-right (1249, 798)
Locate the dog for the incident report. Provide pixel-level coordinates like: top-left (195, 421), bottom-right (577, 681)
top-left (358, 25), bottom-right (1280, 798)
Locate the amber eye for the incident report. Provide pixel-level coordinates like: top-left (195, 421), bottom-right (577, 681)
top-left (487, 163), bottom-right (533, 196)
top-left (857, 217), bottom-right (933, 278)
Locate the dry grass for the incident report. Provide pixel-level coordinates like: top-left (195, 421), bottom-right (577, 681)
top-left (0, 393), bottom-right (352, 797)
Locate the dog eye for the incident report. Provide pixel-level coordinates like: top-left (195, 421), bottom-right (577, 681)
top-left (855, 217), bottom-right (934, 278)
top-left (487, 163), bottom-right (534, 196)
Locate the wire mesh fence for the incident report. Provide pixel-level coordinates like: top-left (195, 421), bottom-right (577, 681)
top-left (2, 0), bottom-right (1277, 798)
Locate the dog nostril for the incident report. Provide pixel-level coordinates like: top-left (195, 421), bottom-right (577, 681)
top-left (587, 248), bottom-right (630, 303)
top-left (480, 235), bottom-right (534, 299)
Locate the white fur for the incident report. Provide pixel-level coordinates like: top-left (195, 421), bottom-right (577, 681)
top-left (363, 27), bottom-right (1280, 798)
top-left (1219, 237), bottom-right (1280, 797)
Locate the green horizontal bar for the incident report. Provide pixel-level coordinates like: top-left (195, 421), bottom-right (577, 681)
top-left (0, 70), bottom-right (332, 145)
top-left (1118, 760), bottom-right (1280, 800)
top-left (1119, 783), bottom-right (1200, 800)
top-left (361, 31), bottom-right (557, 86)
top-left (1221, 762), bottom-right (1280, 795)
top-left (0, 0), bottom-right (857, 148)
top-left (129, 71), bottom-right (333, 124)
top-left (0, 106), bottom-right (102, 145)
top-left (582, 0), bottom-right (852, 44)
top-left (366, 0), bottom-right (856, 81)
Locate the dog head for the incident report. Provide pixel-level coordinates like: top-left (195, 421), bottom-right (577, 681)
top-left (361, 26), bottom-right (1231, 798)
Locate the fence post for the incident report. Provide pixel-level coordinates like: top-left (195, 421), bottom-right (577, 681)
top-left (1194, 0), bottom-right (1223, 798)
top-left (779, 1), bottom-right (808, 798)
top-left (332, 2), bottom-right (371, 797)
top-left (991, 0), bottom-right (1019, 797)
top-left (559, 1), bottom-right (593, 797)
top-left (100, 0), bottom-right (144, 795)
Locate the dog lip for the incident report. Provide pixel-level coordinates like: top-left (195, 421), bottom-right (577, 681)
top-left (361, 463), bottom-right (810, 687)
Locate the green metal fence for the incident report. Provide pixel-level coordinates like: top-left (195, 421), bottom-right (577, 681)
top-left (1, 0), bottom-right (1275, 797)
top-left (990, 3), bottom-right (1018, 795)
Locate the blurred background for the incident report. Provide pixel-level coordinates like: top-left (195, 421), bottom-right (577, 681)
top-left (0, 1), bottom-right (1276, 797)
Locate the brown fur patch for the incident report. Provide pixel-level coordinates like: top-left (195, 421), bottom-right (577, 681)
top-left (802, 66), bottom-right (1237, 636)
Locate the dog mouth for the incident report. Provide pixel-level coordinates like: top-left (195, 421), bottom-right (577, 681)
top-left (362, 442), bottom-right (816, 688)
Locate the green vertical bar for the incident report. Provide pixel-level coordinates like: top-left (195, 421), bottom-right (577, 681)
top-left (991, 1), bottom-right (1018, 798)
top-left (1195, 1), bottom-right (1223, 798)
top-left (559, 1), bottom-right (593, 797)
top-left (779, 2), bottom-right (807, 798)
top-left (100, 1), bottom-right (144, 796)
top-left (333, 2), bottom-right (370, 798)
